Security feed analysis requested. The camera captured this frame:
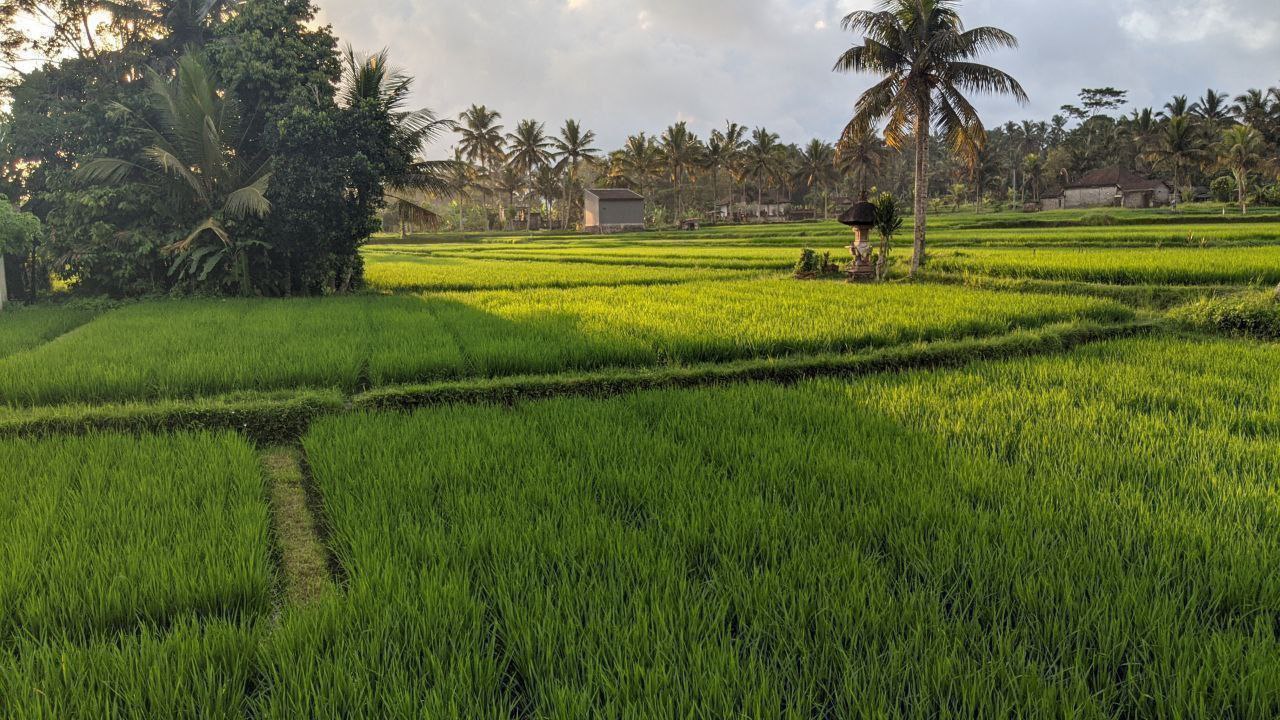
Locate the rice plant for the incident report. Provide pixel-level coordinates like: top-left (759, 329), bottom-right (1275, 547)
top-left (0, 304), bottom-right (101, 359)
top-left (0, 431), bottom-right (271, 647)
top-left (929, 246), bottom-right (1280, 285)
top-left (270, 335), bottom-right (1280, 716)
top-left (0, 281), bottom-right (1128, 406)
top-left (365, 252), bottom-right (755, 291)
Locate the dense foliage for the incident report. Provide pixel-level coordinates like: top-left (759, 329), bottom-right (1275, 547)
top-left (2, 0), bottom-right (423, 297)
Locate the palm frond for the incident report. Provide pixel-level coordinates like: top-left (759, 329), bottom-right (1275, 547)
top-left (75, 158), bottom-right (147, 184)
top-left (225, 174), bottom-right (273, 219)
top-left (167, 216), bottom-right (232, 253)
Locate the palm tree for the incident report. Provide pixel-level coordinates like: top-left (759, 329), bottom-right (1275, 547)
top-left (1160, 95), bottom-right (1191, 120)
top-left (797, 139), bottom-right (837, 217)
top-left (661, 121), bottom-right (701, 222)
top-left (1147, 115), bottom-right (1207, 201)
top-left (617, 133), bottom-right (663, 219)
top-left (703, 133), bottom-right (731, 218)
top-left (341, 47), bottom-right (456, 242)
top-left (1120, 108), bottom-right (1160, 170)
top-left (79, 54), bottom-right (271, 295)
top-left (551, 119), bottom-right (600, 229)
top-left (442, 150), bottom-right (475, 231)
top-left (1022, 153), bottom-right (1044, 202)
top-left (457, 104), bottom-right (505, 227)
top-left (532, 163), bottom-right (563, 225)
top-left (506, 119), bottom-right (552, 228)
top-left (835, 125), bottom-right (885, 197)
top-left (744, 127), bottom-right (785, 218)
top-left (1214, 125), bottom-right (1270, 214)
top-left (506, 119), bottom-right (552, 179)
top-left (1192, 89), bottom-right (1233, 136)
top-left (1232, 89), bottom-right (1273, 128)
top-left (714, 122), bottom-right (750, 213)
top-left (835, 0), bottom-right (1027, 275)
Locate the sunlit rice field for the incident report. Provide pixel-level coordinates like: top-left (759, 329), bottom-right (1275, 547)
top-left (0, 281), bottom-right (1129, 406)
top-left (255, 335), bottom-right (1280, 716)
top-left (929, 246), bottom-right (1280, 285)
top-left (364, 252), bottom-right (758, 290)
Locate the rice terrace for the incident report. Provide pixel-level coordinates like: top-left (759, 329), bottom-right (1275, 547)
top-left (2, 0), bottom-right (1280, 717)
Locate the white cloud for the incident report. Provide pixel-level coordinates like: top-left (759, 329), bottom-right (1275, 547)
top-left (315, 0), bottom-right (1280, 156)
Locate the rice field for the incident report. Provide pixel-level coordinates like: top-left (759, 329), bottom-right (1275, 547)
top-left (0, 304), bottom-right (100, 359)
top-left (253, 334), bottom-right (1279, 716)
top-left (0, 431), bottom-right (269, 719)
top-left (0, 280), bottom-right (1128, 406)
top-left (929, 246), bottom-right (1280, 285)
top-left (364, 251), bottom-right (757, 290)
top-left (6, 207), bottom-right (1280, 715)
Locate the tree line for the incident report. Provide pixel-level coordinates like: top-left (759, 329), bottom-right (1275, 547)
top-left (0, 0), bottom-right (437, 300)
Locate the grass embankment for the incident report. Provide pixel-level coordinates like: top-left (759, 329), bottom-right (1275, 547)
top-left (255, 334), bottom-right (1280, 716)
top-left (0, 281), bottom-right (1130, 407)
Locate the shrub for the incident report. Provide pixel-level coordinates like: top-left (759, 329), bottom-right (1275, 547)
top-left (1210, 176), bottom-right (1237, 203)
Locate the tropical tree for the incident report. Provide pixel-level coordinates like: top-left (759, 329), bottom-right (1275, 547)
top-left (456, 104), bottom-right (505, 226)
top-left (551, 119), bottom-right (600, 229)
top-left (835, 125), bottom-right (885, 197)
top-left (505, 118), bottom-right (553, 228)
top-left (441, 149), bottom-right (475, 231)
top-left (1160, 95), bottom-right (1191, 120)
top-left (718, 122), bottom-right (750, 207)
top-left (797, 139), bottom-right (837, 217)
top-left (661, 121), bottom-right (702, 221)
top-left (1022, 153), bottom-right (1044, 201)
top-left (1192, 89), bottom-right (1234, 136)
top-left (744, 127), bottom-right (785, 217)
top-left (703, 132), bottom-right (732, 217)
top-left (78, 54), bottom-right (272, 295)
top-left (1146, 115), bottom-right (1207, 199)
top-left (0, 200), bottom-right (42, 309)
top-left (1214, 125), bottom-right (1271, 214)
top-left (835, 0), bottom-right (1027, 275)
top-left (342, 47), bottom-right (456, 240)
top-left (617, 132), bottom-right (661, 211)
top-left (506, 119), bottom-right (553, 181)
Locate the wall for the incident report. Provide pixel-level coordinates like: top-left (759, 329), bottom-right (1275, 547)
top-left (583, 194), bottom-right (602, 228)
top-left (1063, 186), bottom-right (1119, 208)
top-left (599, 200), bottom-right (645, 227)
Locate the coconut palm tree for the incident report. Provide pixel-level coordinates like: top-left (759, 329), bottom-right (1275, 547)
top-left (341, 47), bottom-right (456, 241)
top-left (835, 125), bottom-right (885, 197)
top-left (78, 54), bottom-right (271, 295)
top-left (1214, 125), bottom-right (1271, 214)
top-left (1147, 115), bottom-right (1207, 200)
top-left (661, 121), bottom-right (701, 221)
top-left (532, 163), bottom-right (563, 225)
top-left (744, 128), bottom-right (785, 218)
top-left (457, 104), bottom-right (505, 227)
top-left (617, 133), bottom-right (663, 218)
top-left (551, 119), bottom-right (600, 229)
top-left (834, 0), bottom-right (1026, 275)
top-left (1232, 89), bottom-right (1273, 128)
top-left (797, 139), bottom-right (837, 217)
top-left (1192, 89), bottom-right (1234, 135)
top-left (441, 149), bottom-right (475, 231)
top-left (703, 133), bottom-right (731, 218)
top-left (505, 119), bottom-right (552, 227)
top-left (506, 119), bottom-right (553, 180)
top-left (1160, 95), bottom-right (1191, 121)
top-left (713, 122), bottom-right (750, 211)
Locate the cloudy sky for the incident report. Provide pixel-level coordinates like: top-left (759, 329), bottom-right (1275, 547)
top-left (315, 0), bottom-right (1280, 152)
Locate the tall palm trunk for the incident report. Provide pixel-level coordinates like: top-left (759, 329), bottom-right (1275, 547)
top-left (1236, 170), bottom-right (1248, 214)
top-left (911, 109), bottom-right (930, 276)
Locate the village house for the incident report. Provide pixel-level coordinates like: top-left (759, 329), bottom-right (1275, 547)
top-left (583, 189), bottom-right (646, 233)
top-left (1043, 166), bottom-right (1174, 210)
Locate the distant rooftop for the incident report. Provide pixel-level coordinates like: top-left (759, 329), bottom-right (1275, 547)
top-left (1066, 166), bottom-right (1171, 192)
top-left (585, 188), bottom-right (644, 201)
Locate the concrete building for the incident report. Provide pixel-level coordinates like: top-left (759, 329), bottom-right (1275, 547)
top-left (583, 189), bottom-right (646, 232)
top-left (715, 192), bottom-right (793, 221)
top-left (1052, 167), bottom-right (1174, 210)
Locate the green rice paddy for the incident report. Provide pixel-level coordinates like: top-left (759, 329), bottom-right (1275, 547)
top-left (3, 208), bottom-right (1280, 716)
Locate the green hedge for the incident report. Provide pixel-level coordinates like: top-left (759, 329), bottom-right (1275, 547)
top-left (353, 320), bottom-right (1157, 411)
